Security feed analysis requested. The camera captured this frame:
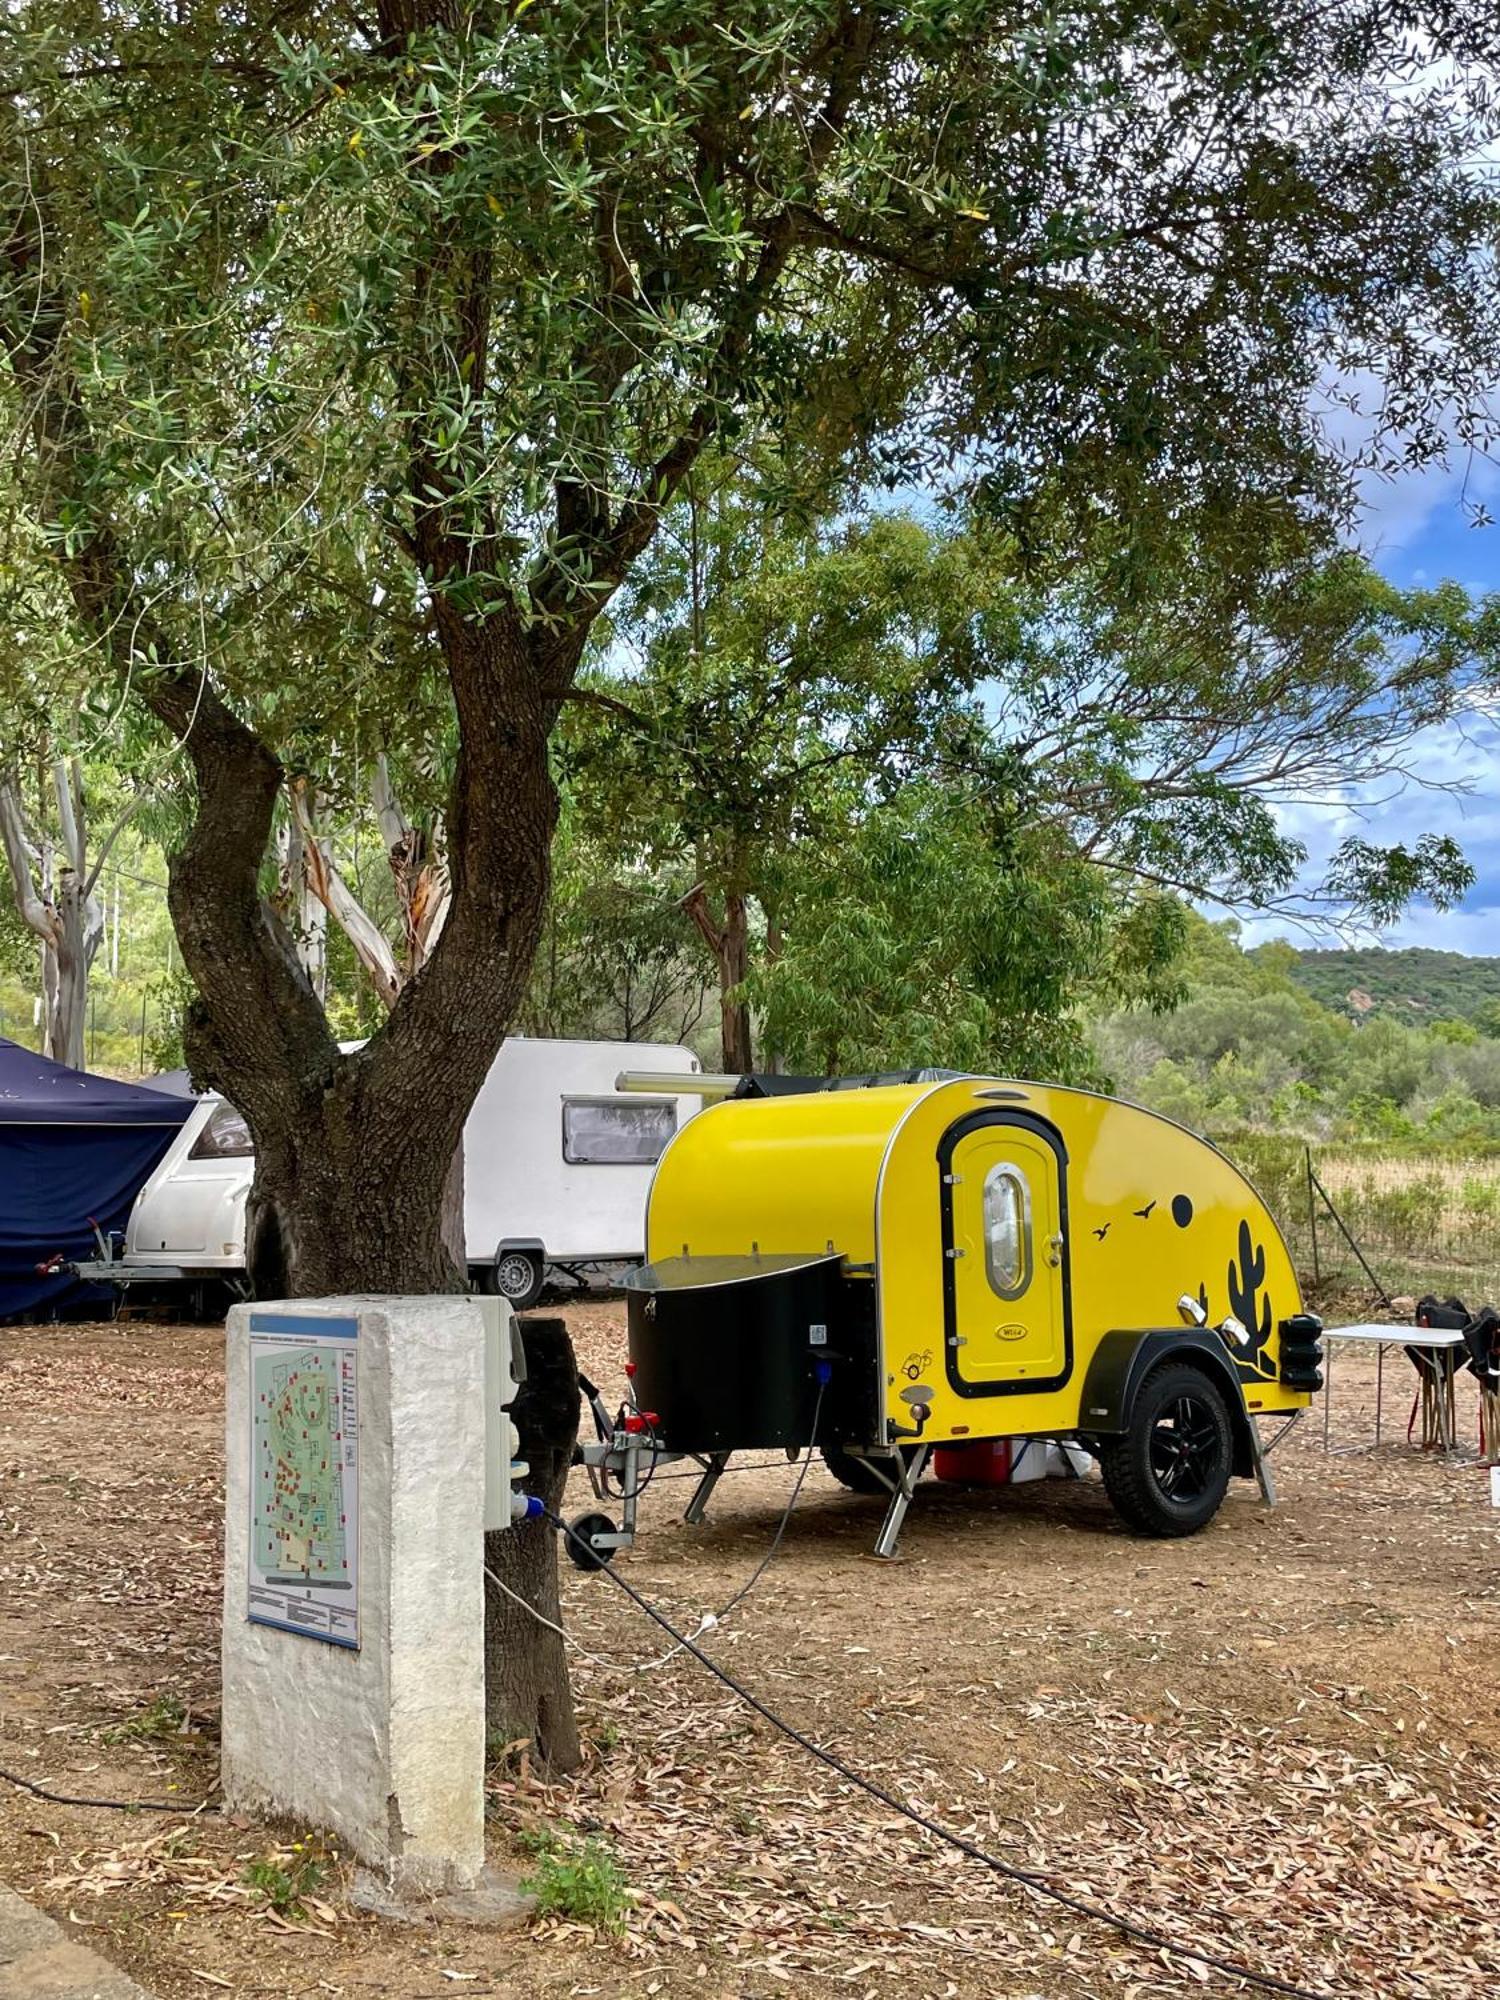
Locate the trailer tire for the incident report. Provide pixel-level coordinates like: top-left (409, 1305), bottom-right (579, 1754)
top-left (1100, 1361), bottom-right (1233, 1537)
top-left (485, 1249), bottom-right (545, 1311)
top-left (821, 1445), bottom-right (920, 1496)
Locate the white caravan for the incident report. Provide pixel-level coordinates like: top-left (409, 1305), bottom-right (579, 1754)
top-left (123, 1037), bottom-right (704, 1306)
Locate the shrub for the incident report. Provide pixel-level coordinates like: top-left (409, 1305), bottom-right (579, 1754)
top-left (243, 1842), bottom-right (328, 1916)
top-left (517, 1828), bottom-right (630, 1933)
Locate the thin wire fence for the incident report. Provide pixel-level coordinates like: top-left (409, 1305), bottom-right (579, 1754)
top-left (1219, 1136), bottom-right (1500, 1311)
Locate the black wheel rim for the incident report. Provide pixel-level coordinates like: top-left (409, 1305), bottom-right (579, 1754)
top-left (1147, 1394), bottom-right (1221, 1503)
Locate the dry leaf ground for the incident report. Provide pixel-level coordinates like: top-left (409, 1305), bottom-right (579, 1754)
top-left (1, 1302), bottom-right (1495, 2000)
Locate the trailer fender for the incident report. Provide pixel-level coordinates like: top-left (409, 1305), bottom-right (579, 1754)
top-left (1077, 1329), bottom-right (1256, 1479)
top-left (491, 1236), bottom-right (545, 1262)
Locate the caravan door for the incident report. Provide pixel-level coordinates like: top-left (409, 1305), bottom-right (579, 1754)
top-left (941, 1117), bottom-right (1071, 1397)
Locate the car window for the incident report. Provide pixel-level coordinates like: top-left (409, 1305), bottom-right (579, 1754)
top-left (188, 1101), bottom-right (254, 1160)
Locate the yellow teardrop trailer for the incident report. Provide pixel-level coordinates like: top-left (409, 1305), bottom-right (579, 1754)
top-left (572, 1077), bottom-right (1323, 1562)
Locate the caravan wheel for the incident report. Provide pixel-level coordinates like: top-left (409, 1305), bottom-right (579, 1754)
top-left (1100, 1362), bottom-right (1232, 1537)
top-left (487, 1249), bottom-right (545, 1310)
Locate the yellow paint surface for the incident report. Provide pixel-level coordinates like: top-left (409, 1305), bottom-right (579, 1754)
top-left (647, 1079), bottom-right (1309, 1444)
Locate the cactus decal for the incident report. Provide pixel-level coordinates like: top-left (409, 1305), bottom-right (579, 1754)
top-left (1225, 1218), bottom-right (1276, 1383)
top-left (1188, 1219), bottom-right (1278, 1384)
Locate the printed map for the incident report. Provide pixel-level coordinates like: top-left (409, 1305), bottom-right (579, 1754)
top-left (247, 1314), bottom-right (359, 1648)
top-left (255, 1345), bottom-right (349, 1580)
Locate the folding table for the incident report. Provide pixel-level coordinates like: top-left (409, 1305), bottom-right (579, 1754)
top-left (1320, 1323), bottom-right (1466, 1455)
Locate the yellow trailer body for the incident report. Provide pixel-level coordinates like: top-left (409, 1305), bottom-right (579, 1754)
top-left (646, 1079), bottom-right (1306, 1435)
top-left (624, 1078), bottom-right (1322, 1548)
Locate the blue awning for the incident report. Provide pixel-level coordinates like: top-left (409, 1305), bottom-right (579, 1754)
top-left (0, 1037), bottom-right (194, 1320)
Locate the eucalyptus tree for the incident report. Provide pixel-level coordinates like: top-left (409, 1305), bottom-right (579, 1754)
top-left (0, 562), bottom-right (148, 1065)
top-left (0, 755), bottom-right (121, 1067)
top-left (568, 502), bottom-right (1013, 1068)
top-left (2, 0), bottom-right (1499, 1764)
top-left (575, 501), bottom-right (1497, 1072)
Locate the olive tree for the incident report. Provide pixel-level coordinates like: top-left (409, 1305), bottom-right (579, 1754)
top-left (3, 0), bottom-right (1498, 1765)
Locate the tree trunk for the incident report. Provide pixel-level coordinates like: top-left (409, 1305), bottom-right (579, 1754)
top-left (51, 869), bottom-right (96, 1070)
top-left (683, 880), bottom-right (756, 1073)
top-left (39, 932), bottom-right (61, 1058)
top-left (440, 1141), bottom-right (467, 1279)
top-left (719, 891), bottom-right (754, 1073)
top-left (242, 1099), bottom-right (465, 1300)
top-left (173, 613), bottom-right (584, 1769)
top-left (483, 1316), bottom-right (581, 1772)
top-left (0, 130), bottom-right (588, 1782)
top-left (0, 771), bottom-right (97, 1069)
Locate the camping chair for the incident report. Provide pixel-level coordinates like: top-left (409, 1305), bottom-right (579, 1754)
top-left (1407, 1297), bottom-right (1467, 1452)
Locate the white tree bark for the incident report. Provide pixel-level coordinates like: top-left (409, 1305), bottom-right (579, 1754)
top-left (278, 808), bottom-right (329, 1002)
top-left (291, 768), bottom-right (452, 1005)
top-left (290, 768), bottom-right (463, 1265)
top-left (1, 762), bottom-right (128, 1068)
top-left (50, 759), bottom-right (105, 1067)
top-left (373, 752), bottom-right (451, 969)
top-left (289, 781), bottom-right (403, 1009)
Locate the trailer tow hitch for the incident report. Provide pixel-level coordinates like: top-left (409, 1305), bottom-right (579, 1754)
top-left (567, 1365), bottom-right (687, 1570)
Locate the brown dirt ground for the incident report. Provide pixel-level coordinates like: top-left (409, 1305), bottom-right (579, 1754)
top-left (1, 1302), bottom-right (1496, 2000)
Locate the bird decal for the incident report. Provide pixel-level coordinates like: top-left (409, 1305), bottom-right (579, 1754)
top-left (1093, 1223), bottom-right (1110, 1240)
top-left (1133, 1200), bottom-right (1157, 1219)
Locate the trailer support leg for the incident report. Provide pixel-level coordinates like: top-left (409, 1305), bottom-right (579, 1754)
top-left (873, 1444), bottom-right (932, 1560)
top-left (1248, 1409), bottom-right (1301, 1508)
top-left (684, 1452), bottom-right (731, 1525)
top-left (1250, 1422), bottom-right (1276, 1508)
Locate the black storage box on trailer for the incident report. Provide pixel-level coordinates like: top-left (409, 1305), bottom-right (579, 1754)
top-left (623, 1251), bottom-right (881, 1452)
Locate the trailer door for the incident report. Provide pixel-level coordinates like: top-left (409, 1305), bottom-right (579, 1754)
top-left (942, 1117), bottom-right (1071, 1396)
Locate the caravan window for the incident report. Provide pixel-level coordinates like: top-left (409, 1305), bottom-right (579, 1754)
top-left (982, 1162), bottom-right (1032, 1299)
top-left (189, 1102), bottom-right (254, 1160)
top-left (562, 1097), bottom-right (676, 1166)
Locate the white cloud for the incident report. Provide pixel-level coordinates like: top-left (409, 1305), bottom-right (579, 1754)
top-left (1388, 904), bottom-right (1500, 952)
top-left (1314, 366), bottom-right (1500, 566)
top-left (1225, 714), bottom-right (1500, 952)
top-left (1355, 453), bottom-right (1500, 564)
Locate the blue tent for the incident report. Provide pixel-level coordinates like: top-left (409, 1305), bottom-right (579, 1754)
top-left (0, 1037), bottom-right (193, 1321)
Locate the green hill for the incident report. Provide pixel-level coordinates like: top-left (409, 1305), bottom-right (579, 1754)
top-left (1278, 946), bottom-right (1500, 1024)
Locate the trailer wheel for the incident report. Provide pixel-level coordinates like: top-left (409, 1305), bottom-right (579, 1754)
top-left (821, 1445), bottom-right (920, 1496)
top-left (1100, 1361), bottom-right (1233, 1537)
top-left (486, 1249), bottom-right (544, 1310)
top-left (565, 1511), bottom-right (618, 1571)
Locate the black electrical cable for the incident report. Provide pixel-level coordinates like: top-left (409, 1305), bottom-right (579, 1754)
top-left (548, 1509), bottom-right (1334, 2000)
top-left (646, 1456), bottom-right (796, 1484)
top-left (706, 1375), bottom-right (826, 1632)
top-left (0, 1763), bottom-right (218, 1814)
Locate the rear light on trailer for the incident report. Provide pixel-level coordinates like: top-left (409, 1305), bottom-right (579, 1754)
top-left (1279, 1313), bottom-right (1324, 1393)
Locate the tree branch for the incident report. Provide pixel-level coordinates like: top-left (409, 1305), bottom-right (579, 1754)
top-left (83, 794), bottom-right (146, 901)
top-left (0, 770), bottom-right (56, 944)
top-left (290, 781), bottom-right (403, 1011)
top-left (680, 881), bottom-right (726, 958)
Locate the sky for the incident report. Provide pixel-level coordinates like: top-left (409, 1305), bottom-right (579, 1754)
top-left (1243, 447), bottom-right (1500, 960)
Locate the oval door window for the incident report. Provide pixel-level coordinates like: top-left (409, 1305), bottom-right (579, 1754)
top-left (983, 1163), bottom-right (1032, 1300)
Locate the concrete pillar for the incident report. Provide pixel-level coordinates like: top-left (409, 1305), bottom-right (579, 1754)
top-left (221, 1296), bottom-right (487, 1894)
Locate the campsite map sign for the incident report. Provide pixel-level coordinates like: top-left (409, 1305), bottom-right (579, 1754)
top-left (247, 1312), bottom-right (360, 1648)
